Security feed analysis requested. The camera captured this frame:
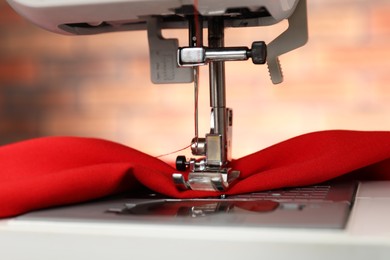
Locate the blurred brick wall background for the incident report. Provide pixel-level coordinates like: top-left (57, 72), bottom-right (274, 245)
top-left (0, 0), bottom-right (389, 160)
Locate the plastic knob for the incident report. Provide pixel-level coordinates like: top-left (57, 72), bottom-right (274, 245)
top-left (176, 155), bottom-right (187, 171)
top-left (250, 41), bottom-right (267, 64)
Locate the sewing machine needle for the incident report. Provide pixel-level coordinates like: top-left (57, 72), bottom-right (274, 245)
top-left (189, 9), bottom-right (203, 143)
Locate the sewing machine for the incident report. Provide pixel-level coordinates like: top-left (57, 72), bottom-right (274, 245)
top-left (7, 0), bottom-right (307, 192)
top-left (3, 1), bottom-right (390, 259)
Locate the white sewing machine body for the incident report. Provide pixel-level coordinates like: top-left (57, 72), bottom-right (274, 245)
top-left (1, 181), bottom-right (390, 260)
top-left (7, 0), bottom-right (299, 33)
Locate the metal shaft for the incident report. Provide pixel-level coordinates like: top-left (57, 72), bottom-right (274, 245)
top-left (208, 17), bottom-right (227, 165)
top-left (189, 14), bottom-right (203, 151)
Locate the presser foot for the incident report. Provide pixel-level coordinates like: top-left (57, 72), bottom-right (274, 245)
top-left (172, 169), bottom-right (240, 192)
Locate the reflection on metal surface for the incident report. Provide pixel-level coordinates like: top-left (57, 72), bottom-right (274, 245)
top-left (108, 199), bottom-right (280, 217)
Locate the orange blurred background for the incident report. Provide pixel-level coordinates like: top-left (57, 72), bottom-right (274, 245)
top-left (0, 0), bottom-right (389, 161)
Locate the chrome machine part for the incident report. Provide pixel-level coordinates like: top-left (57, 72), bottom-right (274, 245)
top-left (208, 16), bottom-right (228, 167)
top-left (178, 42), bottom-right (267, 65)
top-left (170, 2), bottom-right (308, 192)
top-left (173, 16), bottom-right (264, 192)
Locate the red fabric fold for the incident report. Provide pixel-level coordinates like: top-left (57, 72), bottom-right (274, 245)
top-left (0, 130), bottom-right (389, 218)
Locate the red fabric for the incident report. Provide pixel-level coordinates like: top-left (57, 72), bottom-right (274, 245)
top-left (0, 130), bottom-right (389, 218)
